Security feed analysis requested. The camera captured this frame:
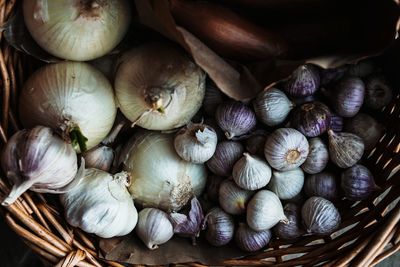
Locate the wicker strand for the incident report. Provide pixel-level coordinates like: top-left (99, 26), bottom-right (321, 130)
top-left (23, 193), bottom-right (51, 230)
top-left (0, 47), bottom-right (10, 133)
top-left (55, 249), bottom-right (86, 267)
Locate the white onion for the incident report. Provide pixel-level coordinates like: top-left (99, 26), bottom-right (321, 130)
top-left (23, 0), bottom-right (131, 61)
top-left (19, 62), bottom-right (117, 152)
top-left (119, 131), bottom-right (207, 212)
top-left (115, 43), bottom-right (206, 130)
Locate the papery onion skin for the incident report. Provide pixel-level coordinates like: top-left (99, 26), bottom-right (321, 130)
top-left (216, 101), bottom-right (257, 139)
top-left (291, 101), bottom-right (331, 137)
top-left (332, 77), bottom-right (365, 117)
top-left (341, 164), bottom-right (379, 201)
top-left (206, 141), bottom-right (244, 176)
top-left (115, 43), bottom-right (206, 131)
top-left (304, 172), bottom-right (338, 201)
top-left (344, 113), bottom-right (384, 150)
top-left (284, 64), bottom-right (320, 97)
top-left (19, 62), bottom-right (117, 152)
top-left (273, 203), bottom-right (305, 240)
top-left (23, 0), bottom-right (131, 61)
top-left (264, 128), bottom-right (309, 171)
top-left (253, 88), bottom-right (294, 126)
top-left (328, 130), bottom-right (364, 168)
top-left (302, 197), bottom-right (341, 235)
top-left (235, 223), bottom-right (272, 252)
top-left (301, 137), bottom-right (329, 174)
top-left (119, 131), bottom-right (207, 212)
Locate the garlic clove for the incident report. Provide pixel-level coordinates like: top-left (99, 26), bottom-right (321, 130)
top-left (264, 128), bottom-right (309, 171)
top-left (328, 130), bottom-right (364, 168)
top-left (218, 179), bottom-right (254, 215)
top-left (232, 153), bottom-right (272, 190)
top-left (247, 190), bottom-right (287, 231)
top-left (82, 145), bottom-right (115, 172)
top-left (136, 208), bottom-right (174, 250)
top-left (268, 168), bottom-right (304, 200)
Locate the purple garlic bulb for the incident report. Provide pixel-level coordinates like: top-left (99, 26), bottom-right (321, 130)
top-left (329, 113), bottom-right (344, 132)
top-left (304, 172), bottom-right (338, 201)
top-left (341, 164), bottom-right (379, 201)
top-left (284, 64), bottom-right (320, 97)
top-left (206, 141), bottom-right (244, 176)
top-left (235, 223), bottom-right (272, 252)
top-left (291, 101), bottom-right (331, 137)
top-left (332, 77), bottom-right (365, 117)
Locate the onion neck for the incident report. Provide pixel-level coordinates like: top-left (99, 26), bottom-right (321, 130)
top-left (144, 87), bottom-right (173, 114)
top-left (75, 0), bottom-right (106, 18)
top-left (60, 121), bottom-right (88, 152)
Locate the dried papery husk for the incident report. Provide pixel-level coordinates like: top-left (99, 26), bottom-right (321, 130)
top-left (302, 196), bottom-right (341, 235)
top-left (328, 130), bottom-right (364, 168)
top-left (232, 153), bottom-right (272, 190)
top-left (115, 43), bottom-right (206, 131)
top-left (247, 190), bottom-right (287, 231)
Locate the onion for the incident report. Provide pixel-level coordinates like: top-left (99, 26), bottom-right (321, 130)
top-left (115, 43), bottom-right (206, 131)
top-left (119, 131), bottom-right (207, 212)
top-left (23, 0), bottom-right (131, 61)
top-left (19, 62), bottom-right (117, 152)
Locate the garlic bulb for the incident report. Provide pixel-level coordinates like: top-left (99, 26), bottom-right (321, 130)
top-left (205, 175), bottom-right (225, 202)
top-left (136, 208), bottom-right (174, 250)
top-left (245, 132), bottom-right (268, 156)
top-left (206, 141), bottom-right (244, 177)
top-left (60, 169), bottom-right (138, 238)
top-left (205, 207), bottom-right (235, 246)
top-left (23, 0), bottom-right (131, 61)
top-left (174, 123), bottom-right (218, 163)
top-left (232, 153), bottom-right (272, 190)
top-left (119, 131), bottom-right (207, 212)
top-left (268, 168), bottom-right (304, 200)
top-left (302, 197), bottom-right (341, 235)
top-left (253, 88), bottom-right (294, 126)
top-left (264, 128), bottom-right (309, 171)
top-left (341, 164), bottom-right (379, 201)
top-left (19, 62), bottom-right (117, 152)
top-left (115, 43), bottom-right (206, 130)
top-left (1, 126), bottom-right (77, 205)
top-left (328, 130), bottom-right (364, 168)
top-left (235, 223), bottom-right (272, 252)
top-left (218, 179), bottom-right (254, 215)
top-left (203, 83), bottom-right (226, 116)
top-left (273, 203), bottom-right (305, 240)
top-left (304, 172), bottom-right (338, 201)
top-left (301, 137), bottom-right (329, 174)
top-left (82, 145), bottom-right (114, 172)
top-left (247, 190), bottom-right (287, 231)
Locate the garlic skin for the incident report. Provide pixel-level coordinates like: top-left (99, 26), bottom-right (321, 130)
top-left (1, 126), bottom-right (77, 206)
top-left (328, 130), bottom-right (364, 168)
top-left (301, 137), bottom-right (329, 174)
top-left (203, 83), bottom-right (226, 116)
top-left (206, 141), bottom-right (244, 177)
top-left (253, 88), bottom-right (294, 126)
top-left (273, 203), bottom-right (305, 240)
top-left (60, 169), bottom-right (138, 238)
top-left (247, 190), bottom-right (287, 231)
top-left (264, 128), bottom-right (309, 171)
top-left (120, 131), bottom-right (207, 212)
top-left (205, 175), bottom-right (225, 202)
top-left (235, 223), bottom-right (272, 252)
top-left (205, 207), bottom-right (235, 246)
top-left (232, 153), bottom-right (272, 190)
top-left (302, 197), bottom-right (341, 235)
top-left (245, 133), bottom-right (268, 156)
top-left (218, 180), bottom-right (254, 215)
top-left (341, 164), bottom-right (379, 201)
top-left (174, 123), bottom-right (218, 163)
top-left (115, 43), bottom-right (206, 131)
top-left (268, 168), bottom-right (304, 200)
top-left (136, 208), bottom-right (174, 250)
top-left (82, 145), bottom-right (114, 172)
top-left (23, 0), bottom-right (131, 61)
top-left (304, 172), bottom-right (338, 201)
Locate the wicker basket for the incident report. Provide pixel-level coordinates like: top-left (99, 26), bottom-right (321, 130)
top-left (1, 0), bottom-right (400, 266)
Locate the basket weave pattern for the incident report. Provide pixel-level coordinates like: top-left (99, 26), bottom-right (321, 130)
top-left (0, 1), bottom-right (400, 266)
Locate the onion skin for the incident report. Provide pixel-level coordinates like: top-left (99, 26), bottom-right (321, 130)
top-left (284, 64), bottom-right (320, 97)
top-left (344, 113), bottom-right (384, 150)
top-left (301, 137), bottom-right (329, 174)
top-left (341, 164), bottom-right (379, 201)
top-left (207, 141), bottom-right (244, 177)
top-left (23, 0), bottom-right (131, 61)
top-left (170, 0), bottom-right (288, 61)
top-left (328, 130), bottom-right (364, 168)
top-left (216, 101), bottom-right (257, 139)
top-left (291, 101), bottom-right (331, 137)
top-left (304, 172), bottom-right (338, 201)
top-left (273, 203), bottom-right (305, 240)
top-left (364, 74), bottom-right (393, 110)
top-left (332, 77), bottom-right (365, 117)
top-left (115, 43), bottom-right (206, 131)
top-left (19, 61), bottom-right (117, 152)
top-left (302, 197), bottom-right (341, 235)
